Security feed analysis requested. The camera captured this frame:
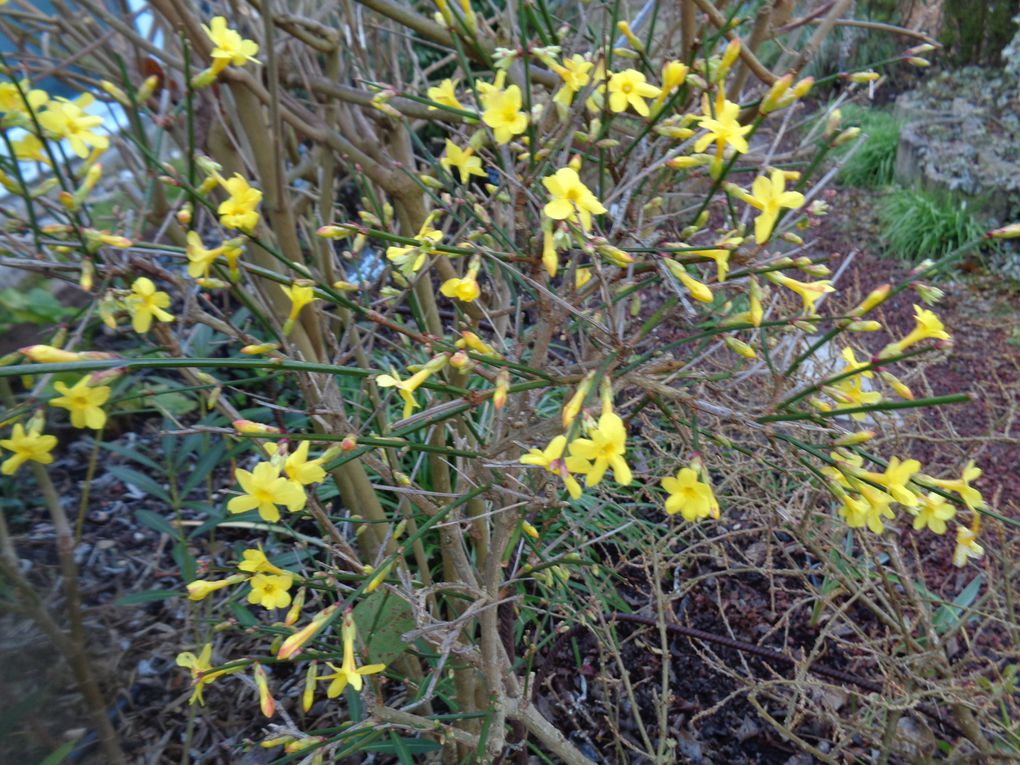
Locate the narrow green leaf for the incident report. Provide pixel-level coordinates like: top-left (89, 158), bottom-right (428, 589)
top-left (109, 465), bottom-right (173, 504)
top-left (135, 509), bottom-right (181, 540)
top-left (35, 740), bottom-right (76, 765)
top-left (114, 589), bottom-right (179, 606)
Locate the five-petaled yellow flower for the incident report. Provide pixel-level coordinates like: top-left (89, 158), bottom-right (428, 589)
top-left (440, 139), bottom-right (486, 184)
top-left (280, 283), bottom-right (317, 335)
top-left (661, 466), bottom-right (717, 521)
top-left (248, 573), bottom-right (294, 609)
top-left (767, 273), bottom-right (834, 317)
top-left (426, 79), bottom-right (464, 111)
top-left (1, 422), bottom-right (58, 475)
top-left (519, 434), bottom-right (583, 499)
top-left (49, 375), bottom-right (111, 430)
top-left (882, 305), bottom-right (950, 356)
top-left (238, 545), bottom-right (289, 575)
top-left (38, 94), bottom-right (108, 158)
top-left (928, 460), bottom-right (983, 510)
top-left (321, 613), bottom-right (386, 697)
top-left (910, 492), bottom-right (955, 534)
top-left (695, 90), bottom-right (752, 159)
top-left (480, 82), bottom-right (528, 144)
top-left (283, 440), bottom-right (328, 485)
top-left (542, 167), bottom-right (607, 232)
top-left (203, 16), bottom-right (260, 74)
top-left (176, 643), bottom-right (241, 705)
top-left (0, 79), bottom-right (48, 119)
top-left (565, 411), bottom-right (632, 487)
top-left (126, 277), bottom-right (174, 333)
top-left (440, 263), bottom-right (481, 302)
top-left (217, 174), bottom-right (262, 231)
top-left (952, 525), bottom-right (984, 567)
top-left (551, 54), bottom-right (594, 111)
top-left (746, 169), bottom-right (805, 244)
top-left (386, 214), bottom-right (443, 275)
top-left (186, 231), bottom-right (225, 279)
top-left (227, 461), bottom-right (306, 522)
top-left (607, 69), bottom-right (661, 116)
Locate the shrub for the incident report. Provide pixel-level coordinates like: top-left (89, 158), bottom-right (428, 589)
top-left (0, 2), bottom-right (1016, 763)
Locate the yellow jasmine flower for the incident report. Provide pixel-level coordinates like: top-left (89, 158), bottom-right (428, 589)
top-left (49, 376), bottom-right (111, 430)
top-left (284, 440), bottom-right (327, 485)
top-left (881, 305), bottom-right (950, 356)
top-left (186, 231), bottom-right (225, 279)
top-left (248, 573), bottom-right (294, 610)
top-left (202, 16), bottom-right (260, 73)
top-left (321, 613), bottom-right (386, 697)
top-left (227, 461), bottom-right (307, 522)
top-left (661, 466), bottom-right (716, 521)
top-left (767, 272), bottom-right (834, 316)
top-left (375, 369), bottom-right (419, 420)
top-left (858, 485), bottom-right (896, 534)
top-left (278, 604), bottom-right (339, 660)
top-left (519, 434), bottom-right (583, 499)
top-left (910, 492), bottom-right (955, 534)
top-left (217, 174), bottom-right (262, 232)
top-left (607, 69), bottom-right (661, 117)
top-left (279, 282), bottom-right (317, 335)
top-left (0, 79), bottom-right (48, 118)
top-left (385, 214), bottom-right (443, 275)
top-left (659, 60), bottom-right (689, 97)
top-left (37, 94), bottom-right (108, 158)
top-left (837, 492), bottom-right (870, 529)
top-left (868, 456), bottom-right (921, 507)
top-left (125, 277), bottom-right (174, 333)
top-left (551, 54), bottom-right (594, 111)
top-left (1, 421), bottom-right (58, 475)
top-left (12, 133), bottom-right (46, 162)
top-left (565, 411), bottom-right (632, 487)
top-left (952, 525), bottom-right (984, 567)
top-left (176, 643), bottom-right (241, 705)
top-left (746, 169), bottom-right (805, 244)
top-left (186, 574), bottom-right (247, 601)
top-left (542, 167), bottom-right (607, 232)
top-left (828, 377), bottom-right (881, 419)
top-left (440, 260), bottom-right (481, 302)
top-left (238, 546), bottom-right (289, 575)
top-left (440, 139), bottom-right (485, 184)
top-left (426, 79), bottom-right (464, 111)
top-left (694, 90), bottom-right (752, 159)
top-left (689, 245), bottom-right (732, 282)
top-left (927, 461), bottom-right (983, 510)
top-left (664, 259), bottom-right (714, 302)
top-left (480, 82), bottom-right (528, 144)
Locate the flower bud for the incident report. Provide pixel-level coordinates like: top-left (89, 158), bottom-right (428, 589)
top-left (724, 335), bottom-right (757, 359)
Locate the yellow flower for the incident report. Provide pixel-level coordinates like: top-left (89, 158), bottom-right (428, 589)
top-left (49, 376), bottom-right (111, 430)
top-left (217, 174), bottom-right (262, 231)
top-left (284, 440), bottom-right (327, 485)
top-left (519, 434), bottom-right (583, 499)
top-left (952, 525), bottom-right (984, 567)
top-left (385, 214), bottom-right (443, 275)
top-left (910, 492), bottom-right (955, 534)
top-left (176, 643), bottom-right (241, 705)
top-left (227, 461), bottom-right (307, 522)
top-left (186, 231), bottom-right (225, 279)
top-left (440, 139), bottom-right (486, 184)
top-left (203, 16), bottom-right (260, 73)
top-left (426, 79), bottom-right (464, 111)
top-left (661, 466), bottom-right (717, 521)
top-left (927, 460), bottom-right (983, 510)
top-left (565, 411), bottom-right (631, 487)
top-left (238, 545), bottom-right (289, 575)
top-left (125, 277), bottom-right (174, 333)
top-left (12, 133), bottom-right (46, 162)
top-left (440, 262), bottom-right (481, 302)
top-left (248, 573), bottom-right (294, 609)
top-left (480, 82), bottom-right (528, 144)
top-left (253, 663), bottom-right (275, 717)
top-left (694, 90), bottom-right (752, 159)
top-left (542, 167), bottom-right (607, 232)
top-left (186, 574), bottom-right (247, 601)
top-left (746, 169), bottom-right (805, 244)
top-left (858, 485), bottom-right (896, 534)
top-left (321, 613), bottom-right (386, 697)
top-left (866, 456), bottom-right (921, 507)
top-left (882, 305), bottom-right (950, 356)
top-left (767, 272), bottom-right (834, 317)
top-left (0, 79), bottom-right (48, 118)
top-left (278, 605), bottom-right (339, 660)
top-left (1, 422), bottom-right (58, 475)
top-left (664, 259), bottom-right (714, 302)
top-left (375, 369), bottom-right (419, 420)
top-left (37, 94), bottom-right (108, 158)
top-left (660, 61), bottom-right (689, 96)
top-left (607, 69), bottom-right (661, 116)
top-left (551, 54), bottom-right (594, 111)
top-left (279, 282), bottom-right (317, 335)
top-left (456, 330), bottom-right (500, 358)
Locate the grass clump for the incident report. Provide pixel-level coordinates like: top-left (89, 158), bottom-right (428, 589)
top-left (837, 105), bottom-right (900, 188)
top-left (879, 187), bottom-right (987, 261)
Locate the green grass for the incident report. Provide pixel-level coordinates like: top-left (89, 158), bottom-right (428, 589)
top-left (836, 105), bottom-right (900, 188)
top-left (879, 187), bottom-right (986, 263)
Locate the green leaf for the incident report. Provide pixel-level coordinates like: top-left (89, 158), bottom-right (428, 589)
top-left (109, 465), bottom-right (173, 504)
top-left (114, 589), bottom-right (179, 606)
top-left (352, 589), bottom-right (414, 666)
top-left (135, 509), bottom-right (182, 540)
top-left (100, 441), bottom-right (162, 472)
top-left (229, 601), bottom-right (257, 627)
top-left (35, 740), bottom-right (76, 765)
top-left (172, 540), bottom-right (197, 582)
top-left (932, 573), bottom-right (985, 634)
top-left (181, 440), bottom-right (226, 497)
